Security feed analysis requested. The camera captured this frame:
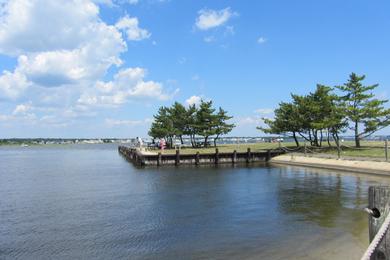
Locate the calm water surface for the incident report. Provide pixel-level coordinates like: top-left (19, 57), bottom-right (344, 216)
top-left (1, 144), bottom-right (389, 259)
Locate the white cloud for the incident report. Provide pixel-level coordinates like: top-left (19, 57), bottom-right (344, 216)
top-left (0, 70), bottom-right (30, 99)
top-left (39, 115), bottom-right (68, 127)
top-left (0, 114), bottom-right (10, 121)
top-left (0, 0), bottom-right (126, 93)
top-left (127, 0), bottom-right (139, 4)
top-left (195, 7), bottom-right (236, 30)
top-left (235, 116), bottom-right (259, 126)
top-left (105, 118), bottom-right (151, 127)
top-left (185, 95), bottom-right (202, 106)
top-left (91, 0), bottom-right (115, 6)
top-left (0, 0), bottom-right (100, 55)
top-left (129, 81), bottom-right (171, 99)
top-left (0, 0), bottom-right (173, 131)
top-left (203, 36), bottom-right (215, 43)
top-left (257, 37), bottom-right (267, 44)
top-left (13, 102), bottom-right (32, 115)
top-left (78, 67), bottom-right (178, 107)
top-left (116, 16), bottom-right (151, 41)
top-left (0, 110), bottom-right (37, 125)
top-left (225, 26), bottom-right (235, 35)
top-left (255, 108), bottom-right (274, 115)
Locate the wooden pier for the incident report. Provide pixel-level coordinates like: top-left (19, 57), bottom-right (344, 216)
top-left (118, 146), bottom-right (285, 166)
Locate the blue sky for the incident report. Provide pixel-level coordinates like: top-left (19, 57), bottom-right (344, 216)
top-left (0, 0), bottom-right (389, 138)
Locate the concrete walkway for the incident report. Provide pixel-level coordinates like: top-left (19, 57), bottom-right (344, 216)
top-left (271, 154), bottom-right (390, 176)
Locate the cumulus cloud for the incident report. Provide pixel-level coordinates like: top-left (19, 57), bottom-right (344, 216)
top-left (78, 67), bottom-right (178, 107)
top-left (185, 95), bottom-right (202, 106)
top-left (0, 0), bottom-right (126, 92)
top-left (0, 0), bottom-right (172, 131)
top-left (13, 102), bottom-right (33, 115)
top-left (0, 70), bottom-right (30, 99)
top-left (0, 0), bottom-right (101, 55)
top-left (195, 7), bottom-right (236, 30)
top-left (116, 16), bottom-right (151, 41)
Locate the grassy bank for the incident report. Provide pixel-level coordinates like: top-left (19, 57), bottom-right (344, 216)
top-left (154, 140), bottom-right (388, 160)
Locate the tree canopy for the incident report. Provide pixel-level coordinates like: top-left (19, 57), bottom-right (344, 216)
top-left (149, 100), bottom-right (235, 148)
top-left (336, 73), bottom-right (390, 147)
top-left (259, 73), bottom-right (389, 148)
top-left (260, 84), bottom-right (347, 147)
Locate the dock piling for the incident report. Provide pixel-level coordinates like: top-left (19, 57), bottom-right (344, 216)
top-left (215, 148), bottom-right (219, 165)
top-left (157, 152), bottom-right (162, 166)
top-left (118, 146), bottom-right (285, 167)
top-left (367, 186), bottom-right (390, 259)
top-left (175, 149), bottom-right (180, 166)
top-left (195, 151), bottom-right (200, 165)
top-left (246, 148), bottom-right (251, 163)
top-left (266, 149), bottom-right (271, 161)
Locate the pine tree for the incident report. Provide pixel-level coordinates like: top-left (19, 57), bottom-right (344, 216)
top-left (259, 102), bottom-right (302, 147)
top-left (213, 107), bottom-right (235, 147)
top-left (336, 73), bottom-right (390, 147)
top-left (195, 100), bottom-right (216, 147)
top-left (148, 107), bottom-right (175, 148)
top-left (169, 102), bottom-right (187, 144)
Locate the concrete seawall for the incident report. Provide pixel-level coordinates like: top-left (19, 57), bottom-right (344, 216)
top-left (271, 155), bottom-right (390, 176)
top-left (118, 146), bottom-right (285, 167)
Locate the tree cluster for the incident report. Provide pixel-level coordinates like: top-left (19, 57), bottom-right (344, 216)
top-left (260, 73), bottom-right (390, 147)
top-left (149, 100), bottom-right (235, 148)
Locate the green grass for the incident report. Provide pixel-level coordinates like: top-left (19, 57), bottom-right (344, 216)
top-left (155, 142), bottom-right (284, 155)
top-left (314, 141), bottom-right (387, 158)
top-left (151, 140), bottom-right (388, 159)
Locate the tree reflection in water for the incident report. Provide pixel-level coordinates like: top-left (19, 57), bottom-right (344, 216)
top-left (276, 166), bottom-right (367, 236)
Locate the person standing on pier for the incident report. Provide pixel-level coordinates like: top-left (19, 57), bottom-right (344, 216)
top-left (136, 137), bottom-right (144, 151)
top-left (159, 138), bottom-right (166, 150)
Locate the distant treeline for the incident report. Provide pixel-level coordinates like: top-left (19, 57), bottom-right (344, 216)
top-left (259, 73), bottom-right (390, 147)
top-left (148, 100), bottom-right (234, 148)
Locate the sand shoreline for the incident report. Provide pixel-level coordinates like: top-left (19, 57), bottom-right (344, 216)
top-left (271, 155), bottom-right (390, 176)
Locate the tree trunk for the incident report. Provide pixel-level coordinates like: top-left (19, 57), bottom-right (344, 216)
top-left (292, 132), bottom-right (299, 147)
top-left (333, 132), bottom-right (341, 148)
top-left (204, 136), bottom-right (209, 147)
top-left (354, 121), bottom-right (361, 147)
top-left (308, 131), bottom-right (313, 145)
top-left (319, 130), bottom-right (323, 147)
top-left (313, 130), bottom-right (319, 147)
top-left (169, 136), bottom-right (173, 148)
top-left (327, 129), bottom-right (331, 147)
top-left (192, 134), bottom-right (197, 147)
top-left (214, 134), bottom-right (220, 147)
top-left (180, 135), bottom-right (184, 145)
